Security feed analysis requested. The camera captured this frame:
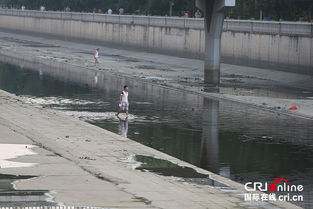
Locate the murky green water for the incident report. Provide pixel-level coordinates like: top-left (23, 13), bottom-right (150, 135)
top-left (0, 61), bottom-right (313, 208)
top-left (135, 155), bottom-right (227, 187)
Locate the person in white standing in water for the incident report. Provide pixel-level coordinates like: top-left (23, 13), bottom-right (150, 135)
top-left (116, 85), bottom-right (129, 118)
top-left (94, 48), bottom-right (100, 67)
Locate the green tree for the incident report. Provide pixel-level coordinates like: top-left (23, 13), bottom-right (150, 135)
top-left (0, 0), bottom-right (311, 21)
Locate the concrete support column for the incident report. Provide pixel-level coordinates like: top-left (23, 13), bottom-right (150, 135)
top-left (197, 0), bottom-right (235, 87)
top-left (204, 2), bottom-right (225, 86)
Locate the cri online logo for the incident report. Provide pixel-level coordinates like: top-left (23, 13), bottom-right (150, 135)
top-left (245, 177), bottom-right (303, 192)
top-left (268, 177), bottom-right (289, 191)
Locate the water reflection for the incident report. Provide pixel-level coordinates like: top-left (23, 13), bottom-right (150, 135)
top-left (118, 117), bottom-right (128, 137)
top-left (39, 70), bottom-right (43, 80)
top-left (94, 72), bottom-right (99, 85)
top-left (200, 98), bottom-right (220, 174)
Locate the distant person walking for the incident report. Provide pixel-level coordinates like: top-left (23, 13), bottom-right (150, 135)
top-left (119, 8), bottom-right (124, 15)
top-left (195, 9), bottom-right (201, 18)
top-left (64, 6), bottom-right (71, 12)
top-left (94, 48), bottom-right (100, 67)
top-left (116, 85), bottom-right (129, 118)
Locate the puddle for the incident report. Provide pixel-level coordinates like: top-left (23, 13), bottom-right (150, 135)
top-left (0, 145), bottom-right (56, 206)
top-left (134, 155), bottom-right (227, 187)
top-left (0, 144), bottom-right (37, 168)
top-left (0, 174), bottom-right (56, 206)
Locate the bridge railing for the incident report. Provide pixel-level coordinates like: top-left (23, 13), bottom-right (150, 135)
top-left (224, 19), bottom-right (312, 36)
top-left (0, 9), bottom-right (312, 36)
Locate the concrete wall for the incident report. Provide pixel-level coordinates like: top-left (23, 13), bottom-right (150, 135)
top-left (0, 9), bottom-right (312, 74)
top-left (221, 21), bottom-right (313, 74)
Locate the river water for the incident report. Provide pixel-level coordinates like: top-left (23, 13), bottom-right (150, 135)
top-left (0, 60), bottom-right (312, 208)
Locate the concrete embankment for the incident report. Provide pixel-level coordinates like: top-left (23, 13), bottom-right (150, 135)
top-left (0, 9), bottom-right (312, 74)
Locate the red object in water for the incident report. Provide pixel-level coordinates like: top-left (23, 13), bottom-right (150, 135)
top-left (289, 106), bottom-right (298, 110)
top-left (268, 184), bottom-right (277, 191)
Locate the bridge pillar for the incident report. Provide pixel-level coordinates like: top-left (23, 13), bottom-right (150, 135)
top-left (196, 0), bottom-right (235, 86)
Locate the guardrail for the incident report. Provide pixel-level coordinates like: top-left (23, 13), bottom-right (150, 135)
top-left (224, 19), bottom-right (313, 37)
top-left (0, 9), bottom-right (312, 36)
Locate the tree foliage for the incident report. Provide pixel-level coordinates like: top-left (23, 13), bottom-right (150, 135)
top-left (229, 0), bottom-right (313, 21)
top-left (0, 0), bottom-right (312, 21)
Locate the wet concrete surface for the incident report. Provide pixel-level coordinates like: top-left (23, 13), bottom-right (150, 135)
top-left (0, 59), bottom-right (312, 208)
top-left (0, 144), bottom-right (56, 206)
top-left (0, 174), bottom-right (55, 207)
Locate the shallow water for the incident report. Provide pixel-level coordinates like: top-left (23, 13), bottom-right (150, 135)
top-left (134, 155), bottom-right (227, 187)
top-left (0, 61), bottom-right (313, 208)
top-left (0, 174), bottom-right (56, 206)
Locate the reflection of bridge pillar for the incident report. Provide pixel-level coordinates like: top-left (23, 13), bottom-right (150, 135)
top-left (200, 98), bottom-right (219, 173)
top-left (196, 0), bottom-right (235, 86)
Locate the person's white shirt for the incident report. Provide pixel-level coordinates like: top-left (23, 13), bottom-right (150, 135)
top-left (95, 50), bottom-right (99, 58)
top-left (108, 9), bottom-right (112, 14)
top-left (121, 91), bottom-right (128, 103)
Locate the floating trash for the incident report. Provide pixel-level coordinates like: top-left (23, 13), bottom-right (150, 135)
top-left (288, 106), bottom-right (298, 110)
